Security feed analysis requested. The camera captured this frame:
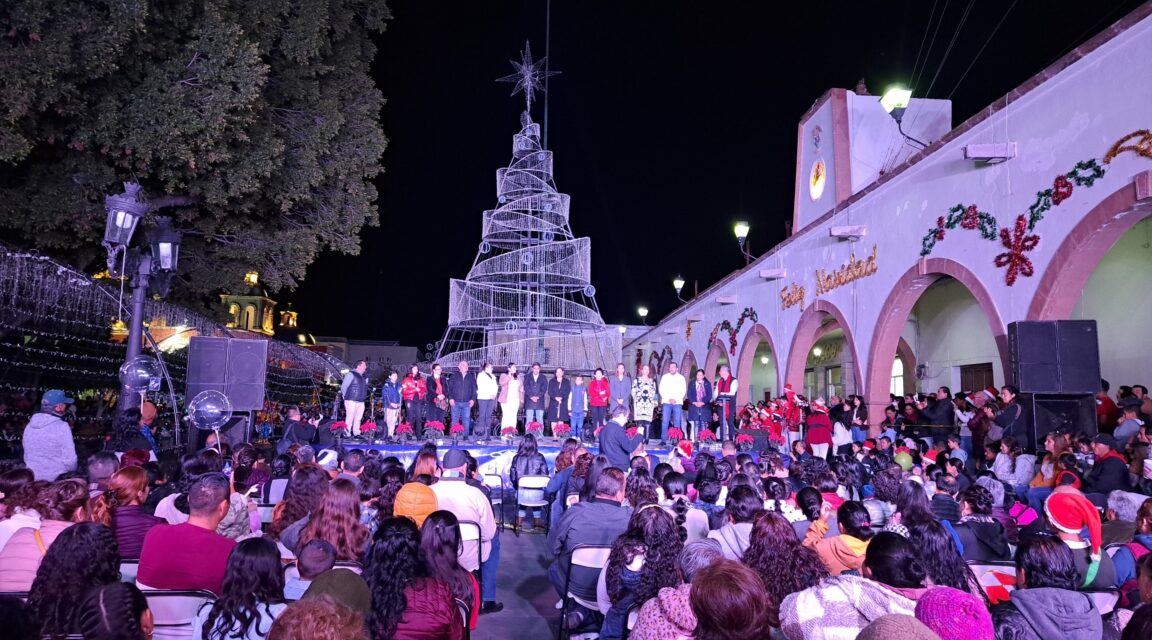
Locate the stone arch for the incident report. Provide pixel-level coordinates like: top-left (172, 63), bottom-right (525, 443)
top-left (784, 300), bottom-right (862, 399)
top-left (703, 340), bottom-right (729, 380)
top-left (1028, 176), bottom-right (1152, 320)
top-left (896, 336), bottom-right (918, 397)
top-left (681, 350), bottom-right (699, 377)
top-left (864, 257), bottom-right (1009, 416)
top-left (735, 324), bottom-right (780, 405)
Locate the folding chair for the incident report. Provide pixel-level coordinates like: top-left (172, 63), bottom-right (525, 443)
top-left (457, 520), bottom-right (484, 597)
top-left (515, 474), bottom-right (551, 536)
top-left (558, 544), bottom-right (613, 640)
top-left (264, 478), bottom-right (289, 504)
top-left (456, 597), bottom-right (472, 640)
top-left (120, 559), bottom-right (140, 584)
top-left (483, 473), bottom-right (505, 527)
top-left (140, 589), bottom-right (216, 640)
top-left (333, 561), bottom-right (364, 575)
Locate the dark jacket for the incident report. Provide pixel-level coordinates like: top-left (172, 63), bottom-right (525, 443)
top-left (599, 420), bottom-right (645, 469)
top-left (953, 517), bottom-right (1012, 562)
top-left (509, 452), bottom-right (548, 487)
top-left (426, 375), bottom-right (447, 407)
top-left (995, 402), bottom-right (1026, 442)
top-left (278, 419), bottom-right (316, 454)
top-left (686, 378), bottom-right (712, 404)
top-left (546, 378), bottom-right (571, 422)
top-left (991, 588), bottom-right (1101, 640)
top-left (548, 498), bottom-right (633, 600)
top-left (342, 371), bottom-right (368, 402)
top-left (1084, 450), bottom-right (1129, 495)
top-left (381, 379), bottom-right (402, 406)
top-left (447, 372), bottom-right (477, 404)
top-left (920, 398), bottom-right (955, 426)
top-left (524, 373), bottom-right (548, 410)
top-left (113, 505), bottom-right (166, 560)
top-left (930, 493), bottom-right (961, 523)
top-left (392, 577), bottom-right (465, 640)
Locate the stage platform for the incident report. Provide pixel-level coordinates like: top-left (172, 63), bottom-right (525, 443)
top-left (327, 440), bottom-right (673, 488)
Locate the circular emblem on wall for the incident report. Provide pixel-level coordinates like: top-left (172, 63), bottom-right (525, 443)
top-left (812, 125), bottom-right (823, 149)
top-left (809, 158), bottom-right (826, 201)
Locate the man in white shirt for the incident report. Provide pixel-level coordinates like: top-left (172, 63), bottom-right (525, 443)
top-left (475, 362), bottom-right (499, 437)
top-left (430, 448), bottom-right (503, 614)
top-left (657, 363), bottom-right (687, 442)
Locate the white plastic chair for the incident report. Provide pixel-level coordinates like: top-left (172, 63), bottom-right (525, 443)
top-left (140, 589), bottom-right (216, 640)
top-left (120, 559), bottom-right (140, 584)
top-left (483, 473), bottom-right (505, 526)
top-left (515, 474), bottom-right (551, 535)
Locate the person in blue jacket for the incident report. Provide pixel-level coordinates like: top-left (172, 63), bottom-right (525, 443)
top-left (599, 406), bottom-right (646, 469)
top-left (381, 370), bottom-right (403, 439)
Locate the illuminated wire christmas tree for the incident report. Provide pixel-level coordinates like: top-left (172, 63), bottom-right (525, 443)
top-left (433, 43), bottom-right (619, 372)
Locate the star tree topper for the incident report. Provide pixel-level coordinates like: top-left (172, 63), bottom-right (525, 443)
top-left (497, 41), bottom-right (560, 114)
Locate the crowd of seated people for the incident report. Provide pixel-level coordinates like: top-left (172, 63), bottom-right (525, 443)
top-left (8, 381), bottom-right (1152, 639)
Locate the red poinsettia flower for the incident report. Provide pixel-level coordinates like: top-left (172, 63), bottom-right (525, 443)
top-left (360, 422), bottom-right (377, 433)
top-left (396, 422), bottom-right (414, 434)
top-left (449, 423), bottom-right (466, 434)
top-left (329, 420), bottom-right (347, 432)
top-left (735, 433), bottom-right (754, 445)
top-left (526, 421), bottom-right (544, 433)
top-left (697, 428), bottom-right (717, 442)
top-left (553, 423), bottom-right (571, 435)
top-left (668, 427), bottom-right (685, 440)
top-left (626, 427), bottom-right (638, 438)
top-left (424, 420), bottom-right (445, 432)
top-left (501, 426), bottom-right (518, 435)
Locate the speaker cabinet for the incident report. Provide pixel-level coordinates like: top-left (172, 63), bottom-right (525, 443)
top-left (1008, 320), bottom-right (1099, 394)
top-left (1020, 393), bottom-right (1096, 452)
top-left (735, 429), bottom-right (772, 453)
top-left (185, 336), bottom-right (268, 412)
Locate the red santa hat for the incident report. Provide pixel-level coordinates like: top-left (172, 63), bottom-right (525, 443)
top-left (1044, 492), bottom-right (1103, 560)
top-left (675, 440), bottom-right (693, 459)
top-left (862, 440), bottom-right (876, 451)
top-left (982, 386), bottom-right (998, 401)
top-left (811, 400), bottom-right (828, 414)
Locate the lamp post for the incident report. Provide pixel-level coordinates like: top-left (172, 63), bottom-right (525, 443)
top-left (733, 221), bottom-right (753, 265)
top-left (103, 183), bottom-right (183, 412)
top-left (880, 85), bottom-right (926, 148)
top-left (672, 275), bottom-right (686, 303)
top-left (637, 306), bottom-right (649, 326)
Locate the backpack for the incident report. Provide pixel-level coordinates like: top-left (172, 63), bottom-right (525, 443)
top-left (1119, 541), bottom-right (1151, 607)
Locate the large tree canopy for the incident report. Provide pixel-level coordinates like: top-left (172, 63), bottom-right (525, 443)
top-left (0, 0), bottom-right (390, 298)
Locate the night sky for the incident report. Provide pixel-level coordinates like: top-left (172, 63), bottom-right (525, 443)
top-left (287, 0), bottom-right (1145, 351)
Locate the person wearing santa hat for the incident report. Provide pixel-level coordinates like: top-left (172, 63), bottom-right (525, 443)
top-left (805, 400), bottom-right (834, 460)
top-left (1044, 491), bottom-right (1117, 590)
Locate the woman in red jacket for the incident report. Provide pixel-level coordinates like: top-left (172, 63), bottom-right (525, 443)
top-left (588, 368), bottom-right (611, 432)
top-left (401, 365), bottom-right (428, 432)
top-left (805, 400), bottom-right (834, 460)
top-left (365, 516), bottom-right (464, 640)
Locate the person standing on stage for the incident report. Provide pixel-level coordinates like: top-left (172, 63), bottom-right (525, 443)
top-left (588, 368), bottom-right (610, 431)
top-left (686, 368), bottom-right (713, 440)
top-left (426, 363), bottom-right (448, 424)
top-left (658, 362), bottom-right (687, 442)
top-left (524, 363), bottom-right (548, 425)
top-left (499, 363), bottom-right (525, 432)
top-left (401, 364), bottom-right (427, 431)
top-left (341, 360), bottom-right (368, 436)
top-left (546, 367), bottom-right (572, 428)
top-left (569, 374), bottom-right (589, 439)
top-left (448, 360), bottom-right (477, 435)
top-left (609, 363), bottom-right (632, 417)
top-left (631, 364), bottom-right (658, 439)
top-left (475, 362), bottom-right (499, 437)
top-left (714, 364), bottom-right (738, 441)
top-left (381, 370), bottom-right (402, 439)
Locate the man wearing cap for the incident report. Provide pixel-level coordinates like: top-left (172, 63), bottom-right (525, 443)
top-left (22, 389), bottom-right (77, 481)
top-left (429, 448), bottom-right (502, 614)
top-left (1084, 434), bottom-right (1131, 497)
top-left (1044, 491), bottom-right (1117, 590)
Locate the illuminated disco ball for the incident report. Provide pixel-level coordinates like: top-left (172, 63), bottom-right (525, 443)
top-left (187, 390), bottom-right (232, 431)
top-left (119, 356), bottom-right (160, 393)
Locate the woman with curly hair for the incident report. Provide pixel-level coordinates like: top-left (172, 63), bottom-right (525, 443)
top-left (294, 478), bottom-right (370, 562)
top-left (599, 505), bottom-right (684, 640)
top-left (742, 510), bottom-right (829, 628)
top-left (0, 467), bottom-right (35, 520)
top-left (0, 478), bottom-right (89, 591)
top-left (107, 408), bottom-right (153, 454)
top-left (373, 466), bottom-right (406, 526)
top-left (268, 595), bottom-right (367, 640)
top-left (77, 582), bottom-right (154, 640)
top-left (193, 536), bottom-right (287, 640)
top-left (89, 466), bottom-right (165, 559)
top-left (565, 452), bottom-right (595, 502)
top-left (420, 510), bottom-right (480, 630)
top-left (363, 517), bottom-right (463, 640)
top-left (888, 479), bottom-right (937, 530)
top-left (26, 522), bottom-right (121, 639)
top-left (269, 464), bottom-right (329, 545)
top-left (625, 469), bottom-right (660, 508)
top-left (547, 441), bottom-right (585, 524)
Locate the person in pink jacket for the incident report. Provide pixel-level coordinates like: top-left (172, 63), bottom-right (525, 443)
top-left (0, 478), bottom-right (88, 591)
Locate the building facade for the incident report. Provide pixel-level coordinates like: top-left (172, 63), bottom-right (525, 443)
top-left (624, 6), bottom-right (1152, 420)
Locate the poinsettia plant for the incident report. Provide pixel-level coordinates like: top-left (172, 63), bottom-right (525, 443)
top-left (626, 426), bottom-right (638, 438)
top-left (668, 427), bottom-right (685, 440)
top-left (396, 422), bottom-right (414, 435)
top-left (552, 423), bottom-right (571, 436)
top-left (329, 420), bottom-right (348, 432)
top-left (735, 433), bottom-right (754, 445)
top-left (424, 420), bottom-right (445, 437)
top-left (501, 425), bottom-right (518, 436)
top-left (360, 422), bottom-right (377, 433)
top-left (593, 425), bottom-right (604, 438)
top-left (450, 423), bottom-right (466, 435)
top-left (697, 428), bottom-right (717, 442)
top-left (526, 421), bottom-right (544, 434)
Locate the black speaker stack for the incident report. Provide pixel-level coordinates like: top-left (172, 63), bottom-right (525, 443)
top-left (1007, 320), bottom-right (1100, 451)
top-left (186, 336), bottom-right (269, 411)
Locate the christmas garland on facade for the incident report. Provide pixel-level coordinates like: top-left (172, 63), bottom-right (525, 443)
top-left (707, 307), bottom-right (760, 356)
top-left (919, 204), bottom-right (998, 256)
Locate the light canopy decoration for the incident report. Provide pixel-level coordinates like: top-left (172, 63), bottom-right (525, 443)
top-left (433, 43), bottom-right (618, 372)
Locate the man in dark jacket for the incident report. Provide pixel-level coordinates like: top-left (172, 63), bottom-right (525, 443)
top-left (599, 406), bottom-right (645, 469)
top-left (447, 360), bottom-right (477, 435)
top-left (278, 406), bottom-right (317, 454)
top-left (1084, 434), bottom-right (1130, 497)
top-left (547, 467), bottom-right (632, 628)
top-left (917, 386), bottom-right (956, 427)
top-left (524, 363), bottom-right (548, 424)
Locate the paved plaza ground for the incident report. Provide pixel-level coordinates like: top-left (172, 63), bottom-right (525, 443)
top-left (474, 503), bottom-right (558, 640)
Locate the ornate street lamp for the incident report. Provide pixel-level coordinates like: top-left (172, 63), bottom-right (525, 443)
top-left (733, 221), bottom-right (753, 265)
top-left (637, 306), bottom-right (649, 325)
top-left (673, 275), bottom-right (686, 303)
